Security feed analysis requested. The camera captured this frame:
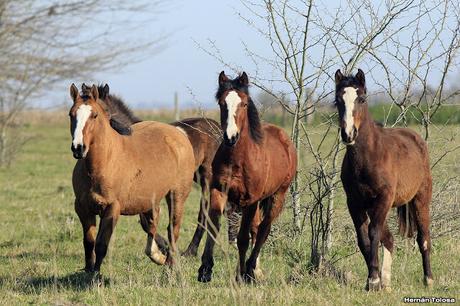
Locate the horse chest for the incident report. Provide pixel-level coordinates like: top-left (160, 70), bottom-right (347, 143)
top-left (342, 169), bottom-right (381, 203)
top-left (226, 172), bottom-right (264, 205)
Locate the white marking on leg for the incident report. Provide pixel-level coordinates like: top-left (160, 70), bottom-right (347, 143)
top-left (145, 235), bottom-right (166, 265)
top-left (381, 246), bottom-right (392, 288)
top-left (423, 240), bottom-right (428, 251)
top-left (342, 87), bottom-right (358, 138)
top-left (72, 104), bottom-right (92, 148)
top-left (253, 255), bottom-right (264, 280)
top-left (225, 91), bottom-right (241, 139)
top-left (175, 126), bottom-right (187, 136)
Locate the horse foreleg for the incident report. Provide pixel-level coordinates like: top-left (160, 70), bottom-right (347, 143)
top-left (75, 200), bottom-right (96, 272)
top-left (93, 202), bottom-right (120, 272)
top-left (366, 196), bottom-right (392, 291)
top-left (198, 187), bottom-right (226, 282)
top-left (245, 192), bottom-right (284, 283)
top-left (236, 204), bottom-right (257, 282)
top-left (380, 223), bottom-right (394, 290)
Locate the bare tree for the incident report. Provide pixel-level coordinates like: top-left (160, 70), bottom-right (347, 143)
top-left (0, 0), bottom-right (165, 166)
top-left (199, 0), bottom-right (460, 272)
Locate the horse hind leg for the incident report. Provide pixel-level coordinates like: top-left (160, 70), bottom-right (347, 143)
top-left (412, 185), bottom-right (434, 287)
top-left (227, 202), bottom-right (242, 248)
top-left (198, 188), bottom-right (227, 283)
top-left (183, 168), bottom-right (208, 257)
top-left (244, 190), bottom-right (285, 283)
top-left (380, 223), bottom-right (394, 290)
top-left (140, 207), bottom-right (168, 265)
top-left (165, 189), bottom-right (187, 265)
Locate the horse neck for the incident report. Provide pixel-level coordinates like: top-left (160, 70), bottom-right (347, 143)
top-left (346, 104), bottom-right (379, 160)
top-left (225, 116), bottom-right (260, 164)
top-left (85, 117), bottom-right (123, 176)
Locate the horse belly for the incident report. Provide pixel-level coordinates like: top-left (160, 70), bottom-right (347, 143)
top-left (118, 169), bottom-right (173, 215)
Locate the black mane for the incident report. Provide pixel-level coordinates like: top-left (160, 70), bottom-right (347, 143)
top-left (97, 85), bottom-right (141, 125)
top-left (96, 85), bottom-right (141, 135)
top-left (216, 76), bottom-right (263, 144)
top-left (247, 97), bottom-right (263, 143)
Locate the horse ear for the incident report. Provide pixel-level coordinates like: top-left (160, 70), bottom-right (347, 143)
top-left (239, 72), bottom-right (249, 86)
top-left (91, 84), bottom-right (99, 100)
top-left (70, 83), bottom-right (78, 101)
top-left (335, 69), bottom-right (344, 85)
top-left (99, 84), bottom-right (110, 99)
top-left (103, 84), bottom-right (110, 96)
top-left (356, 69), bottom-right (365, 87)
top-left (218, 71), bottom-right (228, 86)
top-left (81, 83), bottom-right (89, 91)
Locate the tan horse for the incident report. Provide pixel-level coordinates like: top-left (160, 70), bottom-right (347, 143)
top-left (93, 83), bottom-right (242, 256)
top-left (70, 84), bottom-right (195, 272)
top-left (198, 72), bottom-right (297, 283)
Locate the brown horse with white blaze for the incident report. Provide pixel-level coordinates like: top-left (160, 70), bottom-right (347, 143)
top-left (335, 69), bottom-right (433, 290)
top-left (197, 71), bottom-right (297, 283)
top-left (69, 84), bottom-right (195, 272)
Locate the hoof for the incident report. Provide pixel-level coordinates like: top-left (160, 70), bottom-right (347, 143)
top-left (366, 277), bottom-right (381, 291)
top-left (145, 245), bottom-right (167, 265)
top-left (253, 267), bottom-right (264, 281)
top-left (181, 248), bottom-right (198, 257)
top-left (242, 272), bottom-right (256, 283)
top-left (229, 240), bottom-right (238, 250)
top-left (198, 265), bottom-right (212, 283)
top-left (165, 252), bottom-right (175, 266)
top-left (83, 266), bottom-right (95, 273)
top-left (383, 286), bottom-right (392, 292)
top-left (424, 277), bottom-right (434, 288)
top-left (241, 268), bottom-right (257, 284)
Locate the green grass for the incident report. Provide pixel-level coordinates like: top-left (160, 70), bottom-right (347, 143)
top-left (0, 114), bottom-right (459, 305)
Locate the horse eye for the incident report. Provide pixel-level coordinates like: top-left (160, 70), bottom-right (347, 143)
top-left (93, 112), bottom-right (98, 118)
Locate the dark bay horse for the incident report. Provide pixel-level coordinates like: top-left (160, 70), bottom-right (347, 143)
top-left (171, 118), bottom-right (242, 257)
top-left (69, 84), bottom-right (195, 272)
top-left (335, 69), bottom-right (433, 290)
top-left (96, 83), bottom-right (241, 256)
top-left (198, 71), bottom-right (297, 283)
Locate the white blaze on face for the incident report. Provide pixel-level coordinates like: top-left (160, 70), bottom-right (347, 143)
top-left (342, 87), bottom-right (358, 137)
top-left (225, 90), bottom-right (241, 139)
top-left (72, 104), bottom-right (92, 148)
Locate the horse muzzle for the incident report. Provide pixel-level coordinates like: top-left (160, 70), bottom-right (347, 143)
top-left (341, 127), bottom-right (357, 145)
top-left (71, 144), bottom-right (86, 159)
top-left (223, 132), bottom-right (240, 147)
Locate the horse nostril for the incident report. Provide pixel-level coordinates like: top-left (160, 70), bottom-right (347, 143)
top-left (71, 144), bottom-right (85, 159)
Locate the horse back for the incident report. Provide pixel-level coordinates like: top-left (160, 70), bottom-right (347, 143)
top-left (170, 118), bottom-right (221, 170)
top-left (260, 123), bottom-right (297, 195)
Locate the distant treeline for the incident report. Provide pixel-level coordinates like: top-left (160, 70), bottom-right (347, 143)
top-left (263, 104), bottom-right (460, 127)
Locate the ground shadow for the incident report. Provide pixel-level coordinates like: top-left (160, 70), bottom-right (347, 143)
top-left (18, 271), bottom-right (111, 293)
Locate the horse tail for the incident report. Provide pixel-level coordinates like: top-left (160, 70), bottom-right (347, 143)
top-left (397, 203), bottom-right (417, 238)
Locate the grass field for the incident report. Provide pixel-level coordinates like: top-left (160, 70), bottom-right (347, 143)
top-left (0, 111), bottom-right (459, 305)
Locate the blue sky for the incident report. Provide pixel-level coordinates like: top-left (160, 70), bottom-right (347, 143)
top-left (51, 0), bottom-right (458, 109)
top-left (92, 0), bottom-right (268, 109)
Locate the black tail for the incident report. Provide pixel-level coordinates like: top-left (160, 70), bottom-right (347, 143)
top-left (397, 204), bottom-right (417, 238)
